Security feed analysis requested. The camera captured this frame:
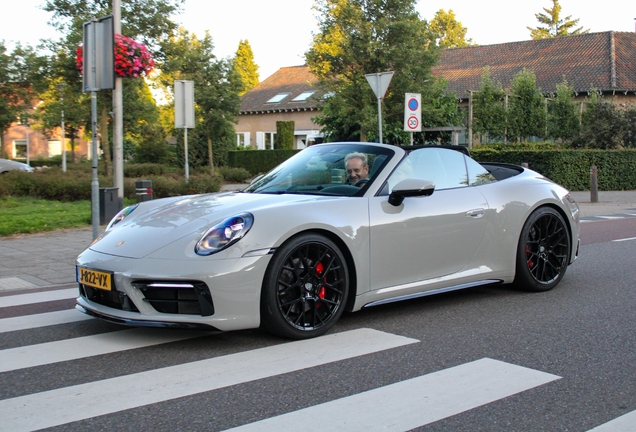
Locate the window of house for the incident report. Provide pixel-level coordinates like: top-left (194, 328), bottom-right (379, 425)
top-left (236, 132), bottom-right (250, 148)
top-left (266, 93), bottom-right (290, 103)
top-left (13, 140), bottom-right (27, 158)
top-left (292, 91), bottom-right (315, 102)
top-left (264, 132), bottom-right (276, 150)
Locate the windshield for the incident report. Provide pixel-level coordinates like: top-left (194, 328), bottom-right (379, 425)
top-left (243, 143), bottom-right (395, 196)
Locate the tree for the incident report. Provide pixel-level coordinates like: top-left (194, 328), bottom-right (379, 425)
top-left (547, 79), bottom-right (579, 143)
top-left (575, 91), bottom-right (623, 149)
top-left (306, 0), bottom-right (456, 144)
top-left (233, 40), bottom-right (259, 96)
top-left (159, 28), bottom-right (242, 172)
top-left (429, 9), bottom-right (473, 48)
top-left (507, 69), bottom-right (546, 141)
top-left (527, 0), bottom-right (588, 39)
top-left (275, 121), bottom-right (295, 149)
top-left (42, 0), bottom-right (183, 171)
top-left (472, 68), bottom-right (507, 142)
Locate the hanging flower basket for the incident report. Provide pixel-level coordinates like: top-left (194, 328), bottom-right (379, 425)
top-left (76, 34), bottom-right (154, 78)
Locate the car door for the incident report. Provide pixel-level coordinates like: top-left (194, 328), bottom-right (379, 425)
top-left (368, 148), bottom-right (490, 292)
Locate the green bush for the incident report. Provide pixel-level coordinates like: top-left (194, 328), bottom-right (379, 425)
top-left (227, 149), bottom-right (300, 175)
top-left (217, 166), bottom-right (252, 182)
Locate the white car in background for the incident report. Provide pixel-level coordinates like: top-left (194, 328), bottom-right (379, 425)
top-left (0, 158), bottom-right (34, 174)
top-left (76, 142), bottom-right (580, 340)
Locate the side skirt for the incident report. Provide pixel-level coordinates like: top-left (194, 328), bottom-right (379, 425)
top-left (362, 279), bottom-right (503, 308)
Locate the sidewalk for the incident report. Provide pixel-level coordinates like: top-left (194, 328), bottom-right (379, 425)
top-left (1, 190), bottom-right (635, 294)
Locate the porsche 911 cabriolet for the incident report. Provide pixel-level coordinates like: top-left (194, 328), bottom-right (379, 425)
top-left (76, 142), bottom-right (580, 339)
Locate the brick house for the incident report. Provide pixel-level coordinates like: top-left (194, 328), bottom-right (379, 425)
top-left (236, 65), bottom-right (323, 150)
top-left (236, 31), bottom-right (636, 147)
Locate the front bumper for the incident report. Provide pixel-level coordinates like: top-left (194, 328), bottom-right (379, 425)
top-left (75, 248), bottom-right (272, 332)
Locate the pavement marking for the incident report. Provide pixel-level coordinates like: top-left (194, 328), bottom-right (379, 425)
top-left (0, 327), bottom-right (210, 373)
top-left (227, 358), bottom-right (561, 432)
top-left (587, 409), bottom-right (636, 431)
top-left (0, 328), bottom-right (418, 432)
top-left (612, 237), bottom-right (636, 242)
top-left (0, 309), bottom-right (92, 333)
top-left (0, 277), bottom-right (36, 291)
top-left (0, 288), bottom-right (77, 308)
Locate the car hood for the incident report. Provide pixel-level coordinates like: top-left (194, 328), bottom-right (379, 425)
top-left (88, 191), bottom-right (340, 259)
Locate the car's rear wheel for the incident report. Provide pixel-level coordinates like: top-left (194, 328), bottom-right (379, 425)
top-left (514, 207), bottom-right (570, 292)
top-left (260, 233), bottom-right (349, 339)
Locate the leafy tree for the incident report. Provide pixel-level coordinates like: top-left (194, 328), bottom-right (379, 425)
top-left (547, 79), bottom-right (579, 143)
top-left (159, 28), bottom-right (242, 172)
top-left (622, 105), bottom-right (636, 148)
top-left (275, 121), bottom-right (295, 150)
top-left (233, 40), bottom-right (259, 96)
top-left (41, 0), bottom-right (183, 171)
top-left (507, 68), bottom-right (546, 141)
top-left (306, 0), bottom-right (455, 143)
top-left (574, 91), bottom-right (623, 149)
top-left (472, 67), bottom-right (507, 141)
top-left (527, 0), bottom-right (588, 39)
top-left (429, 9), bottom-right (473, 48)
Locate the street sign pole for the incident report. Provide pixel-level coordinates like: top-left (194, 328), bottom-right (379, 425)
top-left (174, 80), bottom-right (195, 182)
top-left (404, 93), bottom-right (422, 146)
top-left (365, 72), bottom-right (394, 143)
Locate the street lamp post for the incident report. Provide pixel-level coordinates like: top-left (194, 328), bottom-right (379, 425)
top-left (57, 82), bottom-right (67, 172)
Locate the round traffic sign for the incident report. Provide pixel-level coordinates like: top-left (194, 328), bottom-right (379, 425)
top-left (408, 98), bottom-right (419, 112)
top-left (407, 116), bottom-right (419, 130)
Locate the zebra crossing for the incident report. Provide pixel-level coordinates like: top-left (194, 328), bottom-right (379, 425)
top-left (0, 287), bottom-right (632, 431)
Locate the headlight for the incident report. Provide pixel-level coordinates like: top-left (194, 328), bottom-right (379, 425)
top-left (195, 213), bottom-right (254, 256)
top-left (106, 204), bottom-right (139, 231)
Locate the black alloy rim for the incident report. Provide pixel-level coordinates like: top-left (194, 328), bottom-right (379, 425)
top-left (524, 213), bottom-right (569, 284)
top-left (276, 241), bottom-right (346, 331)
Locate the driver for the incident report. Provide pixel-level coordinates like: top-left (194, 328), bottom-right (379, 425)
top-left (345, 152), bottom-right (369, 186)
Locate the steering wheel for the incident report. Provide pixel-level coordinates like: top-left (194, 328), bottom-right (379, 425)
top-left (354, 179), bottom-right (369, 187)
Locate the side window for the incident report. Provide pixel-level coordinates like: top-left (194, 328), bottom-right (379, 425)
top-left (386, 148), bottom-right (469, 192)
top-left (465, 156), bottom-right (497, 186)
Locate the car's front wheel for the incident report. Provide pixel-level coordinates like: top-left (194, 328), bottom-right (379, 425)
top-left (260, 233), bottom-right (349, 339)
top-left (514, 207), bottom-right (571, 292)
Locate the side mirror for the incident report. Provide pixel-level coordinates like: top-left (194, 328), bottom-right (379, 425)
top-left (388, 178), bottom-right (435, 206)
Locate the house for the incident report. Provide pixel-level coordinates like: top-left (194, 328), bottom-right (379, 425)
top-left (236, 65), bottom-right (323, 150)
top-left (236, 31), bottom-right (636, 148)
top-left (433, 31), bottom-right (636, 103)
top-left (1, 105), bottom-right (91, 163)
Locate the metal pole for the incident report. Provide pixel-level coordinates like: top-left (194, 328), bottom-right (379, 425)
top-left (60, 84), bottom-right (66, 172)
top-left (184, 128), bottom-right (189, 182)
top-left (90, 21), bottom-right (100, 240)
top-left (113, 0), bottom-right (124, 211)
top-left (590, 166), bottom-right (598, 203)
top-left (377, 96), bottom-right (383, 143)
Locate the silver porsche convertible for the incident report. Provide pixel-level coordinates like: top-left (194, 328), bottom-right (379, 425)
top-left (76, 142), bottom-right (580, 339)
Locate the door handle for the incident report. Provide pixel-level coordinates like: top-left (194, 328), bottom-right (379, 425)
top-left (466, 208), bottom-right (485, 218)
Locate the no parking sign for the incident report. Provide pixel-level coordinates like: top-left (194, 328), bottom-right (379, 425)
top-left (404, 93), bottom-right (421, 132)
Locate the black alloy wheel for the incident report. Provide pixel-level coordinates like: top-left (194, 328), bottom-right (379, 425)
top-left (260, 233), bottom-right (349, 339)
top-left (514, 207), bottom-right (571, 292)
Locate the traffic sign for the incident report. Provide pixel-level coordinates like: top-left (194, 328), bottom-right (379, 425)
top-left (404, 93), bottom-right (421, 132)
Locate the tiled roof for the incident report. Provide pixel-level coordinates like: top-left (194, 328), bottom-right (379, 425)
top-left (432, 31), bottom-right (636, 99)
top-left (240, 65), bottom-right (321, 114)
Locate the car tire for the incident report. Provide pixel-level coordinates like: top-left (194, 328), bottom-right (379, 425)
top-left (514, 207), bottom-right (571, 292)
top-left (260, 233), bottom-right (349, 339)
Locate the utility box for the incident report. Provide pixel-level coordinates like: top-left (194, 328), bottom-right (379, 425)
top-left (99, 187), bottom-right (119, 225)
top-left (135, 179), bottom-right (153, 202)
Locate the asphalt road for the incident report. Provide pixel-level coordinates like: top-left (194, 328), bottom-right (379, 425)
top-left (0, 218), bottom-right (635, 431)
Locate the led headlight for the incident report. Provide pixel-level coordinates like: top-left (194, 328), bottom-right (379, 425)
top-left (195, 213), bottom-right (254, 256)
top-left (106, 204), bottom-right (139, 231)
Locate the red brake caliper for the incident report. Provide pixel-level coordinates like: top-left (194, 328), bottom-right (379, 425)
top-left (315, 262), bottom-right (327, 301)
top-left (526, 245), bottom-right (534, 269)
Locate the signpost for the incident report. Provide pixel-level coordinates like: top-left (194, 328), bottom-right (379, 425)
top-left (365, 71), bottom-right (394, 143)
top-left (83, 15), bottom-right (114, 240)
top-left (174, 80), bottom-right (195, 182)
top-left (404, 93), bottom-right (422, 145)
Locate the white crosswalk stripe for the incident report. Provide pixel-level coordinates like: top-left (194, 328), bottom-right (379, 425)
top-left (0, 288), bottom-right (629, 431)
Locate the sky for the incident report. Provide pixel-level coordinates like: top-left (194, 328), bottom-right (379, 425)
top-left (2, 0), bottom-right (634, 80)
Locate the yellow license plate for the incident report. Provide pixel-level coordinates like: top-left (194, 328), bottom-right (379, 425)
top-left (78, 267), bottom-right (112, 291)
